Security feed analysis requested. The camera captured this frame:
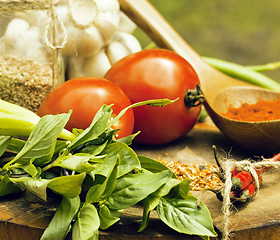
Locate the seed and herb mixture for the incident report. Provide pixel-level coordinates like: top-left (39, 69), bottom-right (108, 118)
top-left (158, 158), bottom-right (223, 191)
top-left (0, 55), bottom-right (53, 112)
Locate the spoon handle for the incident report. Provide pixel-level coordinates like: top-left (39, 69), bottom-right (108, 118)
top-left (118, 0), bottom-right (205, 70)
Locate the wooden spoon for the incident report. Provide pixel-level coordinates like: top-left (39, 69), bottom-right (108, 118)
top-left (119, 0), bottom-right (280, 154)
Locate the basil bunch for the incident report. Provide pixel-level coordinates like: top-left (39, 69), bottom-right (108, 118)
top-left (0, 100), bottom-right (217, 240)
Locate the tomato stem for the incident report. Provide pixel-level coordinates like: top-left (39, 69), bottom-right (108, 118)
top-left (184, 84), bottom-right (205, 107)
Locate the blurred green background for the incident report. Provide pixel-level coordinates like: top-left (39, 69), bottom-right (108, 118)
top-left (133, 0), bottom-right (280, 82)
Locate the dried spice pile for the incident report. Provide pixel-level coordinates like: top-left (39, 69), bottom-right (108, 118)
top-left (223, 99), bottom-right (280, 121)
top-left (158, 159), bottom-right (223, 191)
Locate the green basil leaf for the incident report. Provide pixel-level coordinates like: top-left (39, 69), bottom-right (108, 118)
top-left (72, 203), bottom-right (100, 240)
top-left (0, 175), bottom-right (22, 196)
top-left (116, 131), bottom-right (140, 145)
top-left (86, 155), bottom-right (118, 203)
top-left (3, 113), bottom-right (71, 169)
top-left (139, 196), bottom-right (160, 232)
top-left (41, 196), bottom-right (80, 240)
top-left (18, 160), bottom-right (38, 178)
top-left (138, 178), bottom-right (191, 233)
top-left (85, 181), bottom-right (103, 204)
top-left (11, 177), bottom-right (49, 200)
top-left (91, 154), bottom-right (118, 178)
top-left (153, 178), bottom-right (182, 197)
top-left (6, 137), bottom-right (26, 153)
top-left (0, 136), bottom-right (11, 157)
top-left (157, 196), bottom-right (217, 238)
top-left (139, 178), bottom-right (181, 232)
top-left (162, 178), bottom-right (191, 200)
top-left (79, 140), bottom-right (108, 155)
top-left (53, 140), bottom-right (68, 159)
top-left (99, 204), bottom-right (120, 230)
top-left (55, 154), bottom-right (96, 173)
top-left (101, 142), bottom-right (141, 178)
top-left (88, 231), bottom-right (98, 240)
top-left (67, 105), bottom-right (113, 152)
top-left (99, 158), bottom-right (118, 200)
top-left (106, 170), bottom-right (172, 210)
top-left (138, 155), bottom-right (177, 178)
top-left (175, 179), bottom-right (191, 199)
top-left (48, 173), bottom-right (86, 198)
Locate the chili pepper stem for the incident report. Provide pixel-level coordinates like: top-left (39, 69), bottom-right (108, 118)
top-left (196, 188), bottom-right (207, 208)
top-left (212, 145), bottom-right (225, 178)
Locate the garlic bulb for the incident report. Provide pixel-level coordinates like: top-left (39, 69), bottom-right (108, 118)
top-left (68, 31), bottom-right (142, 79)
top-left (68, 48), bottom-right (112, 78)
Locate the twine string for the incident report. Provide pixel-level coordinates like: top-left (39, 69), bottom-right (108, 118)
top-left (44, 1), bottom-right (67, 88)
top-left (45, 3), bottom-right (67, 50)
top-left (221, 160), bottom-right (235, 240)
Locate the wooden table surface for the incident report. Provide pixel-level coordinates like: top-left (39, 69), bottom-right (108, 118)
top-left (1, 118), bottom-right (280, 240)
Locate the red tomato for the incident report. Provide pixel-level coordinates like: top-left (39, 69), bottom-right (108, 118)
top-left (105, 49), bottom-right (202, 145)
top-left (37, 77), bottom-right (134, 139)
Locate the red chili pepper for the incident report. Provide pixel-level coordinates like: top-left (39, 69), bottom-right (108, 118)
top-left (238, 183), bottom-right (256, 203)
top-left (231, 169), bottom-right (262, 191)
top-left (231, 171), bottom-right (254, 191)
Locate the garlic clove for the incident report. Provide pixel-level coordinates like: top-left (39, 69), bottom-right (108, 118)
top-left (95, 11), bottom-right (120, 29)
top-left (94, 0), bottom-right (120, 12)
top-left (106, 40), bottom-right (131, 65)
top-left (68, 49), bottom-right (112, 79)
top-left (83, 49), bottom-right (112, 78)
top-left (63, 25), bottom-right (103, 57)
top-left (118, 12), bottom-right (137, 33)
top-left (4, 18), bottom-right (30, 43)
top-left (68, 0), bottom-right (98, 28)
top-left (113, 32), bottom-right (142, 53)
top-left (67, 55), bottom-right (87, 79)
top-left (95, 19), bottom-right (118, 46)
top-left (106, 32), bottom-right (142, 65)
top-left (15, 10), bottom-right (48, 28)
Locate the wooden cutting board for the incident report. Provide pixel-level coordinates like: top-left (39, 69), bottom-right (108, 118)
top-left (1, 117), bottom-right (280, 240)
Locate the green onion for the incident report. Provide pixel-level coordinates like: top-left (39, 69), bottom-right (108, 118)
top-left (203, 57), bottom-right (280, 91)
top-left (246, 61), bottom-right (280, 72)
